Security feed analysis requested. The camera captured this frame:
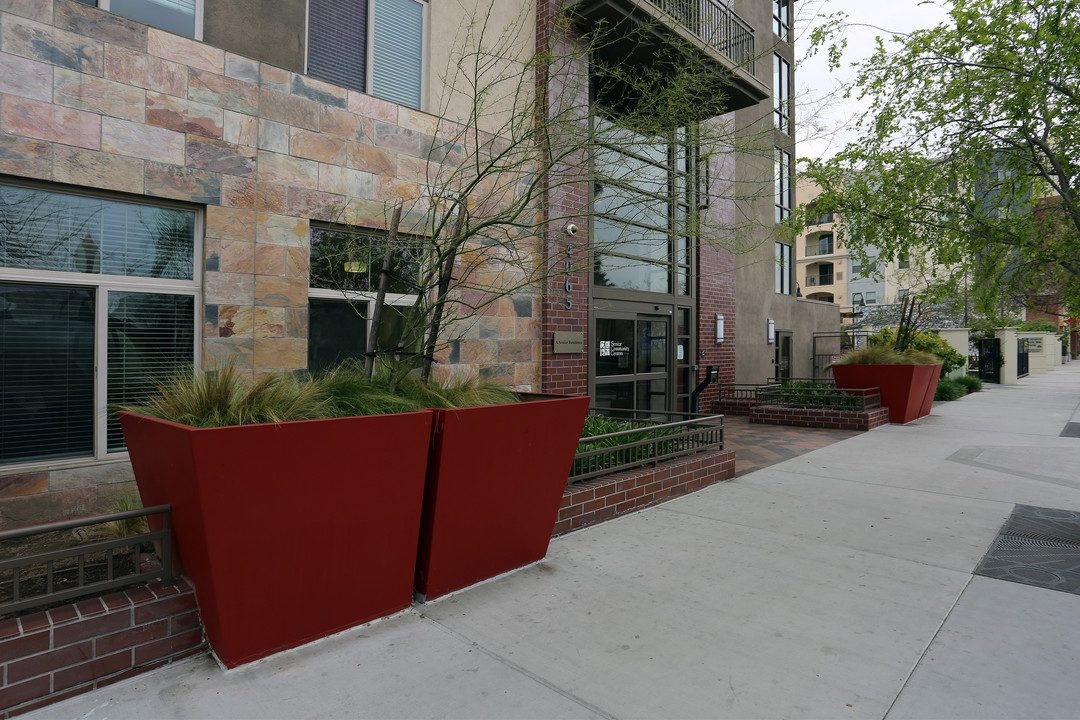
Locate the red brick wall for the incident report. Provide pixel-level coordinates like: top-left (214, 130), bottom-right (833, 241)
top-left (554, 450), bottom-right (735, 535)
top-left (0, 579), bottom-right (205, 717)
top-left (749, 405), bottom-right (890, 431)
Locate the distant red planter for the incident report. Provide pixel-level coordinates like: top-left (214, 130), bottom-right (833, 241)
top-left (832, 363), bottom-right (942, 424)
top-left (119, 410), bottom-right (432, 668)
top-left (414, 394), bottom-right (590, 601)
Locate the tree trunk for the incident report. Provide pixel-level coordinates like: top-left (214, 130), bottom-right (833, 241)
top-left (364, 204), bottom-right (402, 380)
top-left (421, 209), bottom-right (466, 384)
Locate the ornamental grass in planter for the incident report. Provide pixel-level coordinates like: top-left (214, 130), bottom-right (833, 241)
top-left (118, 364), bottom-right (434, 668)
top-left (830, 346), bottom-right (942, 424)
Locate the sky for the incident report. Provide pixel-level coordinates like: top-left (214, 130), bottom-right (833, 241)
top-left (795, 0), bottom-right (950, 161)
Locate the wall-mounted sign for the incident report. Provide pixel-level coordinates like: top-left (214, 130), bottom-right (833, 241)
top-left (1027, 337), bottom-right (1044, 352)
top-left (553, 331), bottom-right (584, 354)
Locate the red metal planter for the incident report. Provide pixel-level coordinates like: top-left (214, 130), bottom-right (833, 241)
top-left (414, 394), bottom-right (590, 601)
top-left (832, 364), bottom-right (942, 424)
top-left (119, 410), bottom-right (432, 668)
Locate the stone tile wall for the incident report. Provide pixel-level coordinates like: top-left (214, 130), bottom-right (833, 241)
top-left (0, 0), bottom-right (542, 521)
top-left (0, 0), bottom-right (540, 383)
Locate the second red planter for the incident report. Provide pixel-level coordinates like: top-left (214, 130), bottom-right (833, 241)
top-left (414, 394), bottom-right (590, 600)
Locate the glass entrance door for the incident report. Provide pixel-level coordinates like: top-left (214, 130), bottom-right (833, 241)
top-left (594, 312), bottom-right (671, 415)
top-left (775, 330), bottom-right (792, 380)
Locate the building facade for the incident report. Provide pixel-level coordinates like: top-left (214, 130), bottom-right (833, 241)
top-left (0, 0), bottom-right (796, 523)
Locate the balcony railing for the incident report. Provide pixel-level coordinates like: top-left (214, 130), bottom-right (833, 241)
top-left (805, 275), bottom-right (834, 287)
top-left (651, 0), bottom-right (756, 73)
top-left (804, 244), bottom-right (835, 257)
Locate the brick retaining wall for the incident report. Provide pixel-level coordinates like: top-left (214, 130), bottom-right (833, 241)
top-left (749, 404), bottom-right (890, 431)
top-left (554, 450), bottom-right (736, 536)
top-left (0, 579), bottom-right (205, 717)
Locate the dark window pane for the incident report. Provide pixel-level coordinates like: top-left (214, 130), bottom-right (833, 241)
top-left (637, 319), bottom-right (667, 374)
top-left (309, 227), bottom-right (421, 294)
top-left (595, 318), bottom-right (634, 376)
top-left (677, 308), bottom-right (690, 336)
top-left (0, 185), bottom-right (194, 280)
top-left (594, 254), bottom-right (670, 294)
top-left (0, 284), bottom-right (95, 464)
top-left (111, 0), bottom-right (195, 38)
top-left (106, 292), bottom-right (194, 451)
top-left (308, 298), bottom-right (368, 374)
top-left (594, 381), bottom-right (634, 410)
top-left (593, 218), bottom-right (668, 261)
top-left (636, 378), bottom-right (667, 413)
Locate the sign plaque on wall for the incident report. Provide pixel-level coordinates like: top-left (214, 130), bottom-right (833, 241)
top-left (553, 331), bottom-right (584, 353)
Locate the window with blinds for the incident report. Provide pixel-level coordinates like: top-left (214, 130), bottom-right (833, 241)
top-left (308, 0), bottom-right (426, 111)
top-left (0, 183), bottom-right (198, 467)
top-left (79, 0), bottom-right (200, 38)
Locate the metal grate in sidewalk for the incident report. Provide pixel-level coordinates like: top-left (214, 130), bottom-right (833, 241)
top-left (975, 504), bottom-right (1080, 595)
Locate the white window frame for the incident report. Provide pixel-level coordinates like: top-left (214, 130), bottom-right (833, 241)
top-left (0, 183), bottom-right (202, 472)
top-left (97, 0), bottom-right (204, 41)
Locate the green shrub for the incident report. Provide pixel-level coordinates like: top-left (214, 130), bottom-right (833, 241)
top-left (934, 378), bottom-right (966, 401)
top-left (869, 328), bottom-right (965, 374)
top-left (954, 374), bottom-right (983, 393)
top-left (121, 364), bottom-right (331, 427)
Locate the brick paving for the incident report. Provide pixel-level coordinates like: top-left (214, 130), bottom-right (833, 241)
top-left (721, 414), bottom-right (861, 477)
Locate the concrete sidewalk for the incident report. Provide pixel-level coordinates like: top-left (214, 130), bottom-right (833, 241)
top-left (34, 365), bottom-right (1080, 719)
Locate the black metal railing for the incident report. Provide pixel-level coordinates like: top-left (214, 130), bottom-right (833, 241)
top-left (1017, 338), bottom-right (1030, 378)
top-left (756, 385), bottom-right (878, 410)
top-left (0, 506), bottom-right (172, 616)
top-left (652, 0), bottom-right (756, 73)
top-left (571, 409), bottom-right (724, 483)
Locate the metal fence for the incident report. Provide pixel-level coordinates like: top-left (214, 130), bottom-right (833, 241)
top-left (0, 505), bottom-right (172, 616)
top-left (652, 0), bottom-right (756, 72)
top-left (756, 385), bottom-right (875, 411)
top-left (571, 409), bottom-right (724, 483)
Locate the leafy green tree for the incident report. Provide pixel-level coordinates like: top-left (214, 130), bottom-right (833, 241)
top-left (803, 0), bottom-right (1080, 317)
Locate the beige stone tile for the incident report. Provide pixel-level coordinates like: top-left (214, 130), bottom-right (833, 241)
top-left (54, 67), bottom-right (145, 122)
top-left (348, 91), bottom-right (397, 123)
top-left (398, 107), bottom-right (439, 135)
top-left (54, 144), bottom-right (144, 194)
top-left (252, 306), bottom-right (286, 338)
top-left (254, 244), bottom-right (286, 275)
top-left (255, 181), bottom-right (289, 214)
top-left (223, 110), bottom-right (257, 147)
top-left (319, 164), bottom-right (373, 198)
top-left (253, 337), bottom-right (306, 370)
top-left (346, 142), bottom-right (396, 176)
top-left (203, 337), bottom-right (255, 369)
top-left (220, 175), bottom-right (257, 210)
top-left (104, 45), bottom-right (186, 97)
top-left (206, 206), bottom-right (255, 241)
top-left (259, 87), bottom-right (319, 131)
top-left (2, 15), bottom-right (102, 75)
top-left (373, 176), bottom-right (420, 203)
top-left (188, 67), bottom-right (258, 115)
top-left (258, 63), bottom-right (291, 93)
top-left (286, 186), bottom-right (345, 222)
top-left (147, 28), bottom-right (224, 74)
top-left (257, 151), bottom-right (319, 189)
top-left (186, 134), bottom-right (256, 177)
top-left (255, 275), bottom-right (307, 307)
top-left (204, 270), bottom-right (255, 305)
top-left (217, 304), bottom-right (254, 338)
top-left (0, 51), bottom-right (53, 102)
top-left (257, 118), bottom-right (289, 153)
top-left (220, 239), bottom-right (256, 273)
top-left (284, 307), bottom-right (308, 338)
top-left (0, 132), bottom-right (53, 180)
top-left (102, 116), bottom-right (184, 164)
top-left (319, 105), bottom-right (371, 143)
top-left (1, 95), bottom-right (100, 150)
top-left (144, 161), bottom-right (220, 204)
top-left (147, 92), bottom-right (223, 139)
top-left (290, 127), bottom-right (347, 165)
top-left (224, 53), bottom-right (259, 84)
top-left (2, 0), bottom-right (52, 23)
top-left (255, 212), bottom-right (309, 248)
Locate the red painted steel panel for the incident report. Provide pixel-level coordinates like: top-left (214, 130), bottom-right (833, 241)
top-left (120, 411), bottom-right (432, 668)
top-left (414, 395), bottom-right (589, 600)
top-left (832, 364), bottom-right (941, 424)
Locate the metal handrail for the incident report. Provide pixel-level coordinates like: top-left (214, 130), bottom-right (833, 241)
top-left (572, 411), bottom-right (724, 483)
top-left (0, 506), bottom-right (172, 616)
